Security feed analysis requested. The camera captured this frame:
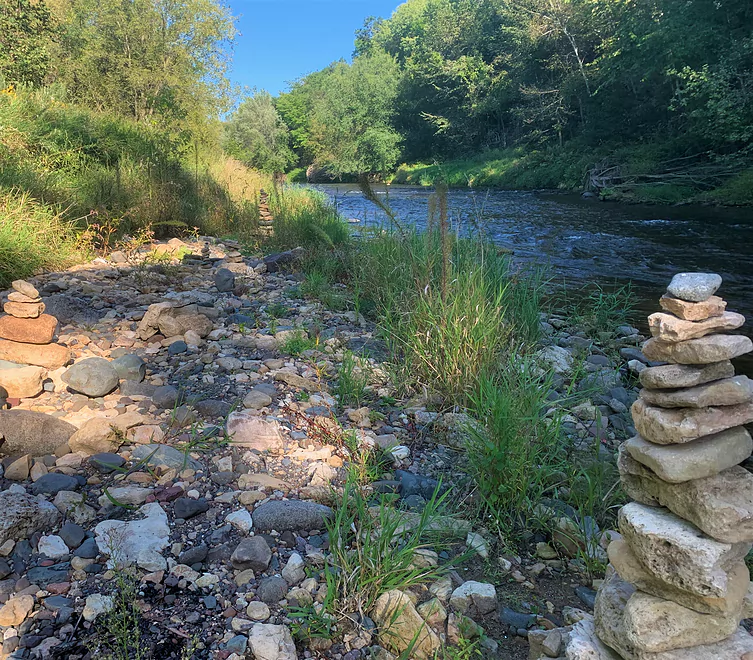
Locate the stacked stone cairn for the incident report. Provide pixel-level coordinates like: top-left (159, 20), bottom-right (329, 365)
top-left (258, 188), bottom-right (274, 236)
top-left (200, 240), bottom-right (212, 266)
top-left (223, 238), bottom-right (244, 264)
top-left (0, 280), bottom-right (70, 400)
top-left (590, 272), bottom-right (753, 659)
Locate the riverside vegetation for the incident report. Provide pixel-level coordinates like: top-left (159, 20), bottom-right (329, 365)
top-left (225, 0), bottom-right (753, 205)
top-left (0, 176), bottom-right (654, 660)
top-left (0, 0), bottom-right (712, 657)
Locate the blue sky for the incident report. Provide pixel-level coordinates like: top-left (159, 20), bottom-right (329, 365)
top-left (227, 0), bottom-right (403, 96)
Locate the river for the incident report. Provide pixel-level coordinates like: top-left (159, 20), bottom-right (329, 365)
top-left (312, 184), bottom-right (753, 328)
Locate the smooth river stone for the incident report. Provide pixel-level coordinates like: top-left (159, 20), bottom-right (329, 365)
top-left (0, 409), bottom-right (77, 455)
top-left (11, 280), bottom-right (39, 299)
top-left (624, 428), bottom-right (753, 483)
top-left (0, 363), bottom-right (46, 398)
top-left (666, 272), bottom-right (722, 303)
top-left (0, 313), bottom-right (58, 344)
top-left (639, 375), bottom-right (753, 409)
top-left (618, 449), bottom-right (753, 544)
top-left (642, 334), bottom-right (753, 365)
top-left (594, 570), bottom-right (753, 660)
top-left (7, 291), bottom-right (41, 303)
top-left (639, 361), bottom-right (735, 390)
top-left (659, 294), bottom-right (726, 321)
top-left (0, 338), bottom-right (70, 369)
top-left (3, 301), bottom-right (45, 319)
top-left (608, 538), bottom-right (750, 615)
top-left (617, 503), bottom-right (748, 599)
top-left (631, 398), bottom-right (753, 445)
top-left (647, 311), bottom-right (745, 343)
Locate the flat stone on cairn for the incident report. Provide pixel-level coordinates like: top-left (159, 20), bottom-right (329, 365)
top-left (666, 272), bottom-right (722, 302)
top-left (583, 272), bottom-right (753, 659)
top-left (623, 427), bottom-right (753, 483)
top-left (642, 333), bottom-right (753, 364)
top-left (0, 313), bottom-right (58, 344)
top-left (639, 360), bottom-right (735, 390)
top-left (10, 279), bottom-right (39, 299)
top-left (659, 294), bottom-right (726, 321)
top-left (0, 279), bottom-right (70, 396)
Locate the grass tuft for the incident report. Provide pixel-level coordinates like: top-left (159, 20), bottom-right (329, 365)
top-left (0, 191), bottom-right (87, 286)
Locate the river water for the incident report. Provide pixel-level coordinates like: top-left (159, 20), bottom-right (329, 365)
top-left (313, 184), bottom-right (753, 326)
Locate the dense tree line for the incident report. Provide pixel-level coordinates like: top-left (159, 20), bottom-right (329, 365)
top-left (0, 0), bottom-right (236, 143)
top-left (255, 0), bottom-right (753, 177)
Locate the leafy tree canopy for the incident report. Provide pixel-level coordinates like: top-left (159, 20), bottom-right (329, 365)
top-left (224, 91), bottom-right (295, 173)
top-left (277, 50), bottom-right (402, 176)
top-left (51, 0), bottom-right (236, 139)
top-left (0, 0), bottom-right (56, 87)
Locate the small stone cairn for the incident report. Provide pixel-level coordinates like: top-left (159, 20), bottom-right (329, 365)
top-left (258, 188), bottom-right (274, 236)
top-left (200, 240), bottom-right (211, 266)
top-left (223, 239), bottom-right (244, 264)
top-left (0, 280), bottom-right (70, 399)
top-left (590, 273), bottom-right (753, 659)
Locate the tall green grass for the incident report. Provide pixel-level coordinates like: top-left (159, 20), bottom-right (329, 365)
top-left (390, 143), bottom-right (753, 205)
top-left (0, 85), bottom-right (264, 283)
top-left (267, 184), bottom-right (543, 406)
top-left (466, 363), bottom-right (565, 534)
top-left (322, 476), bottom-right (454, 615)
top-left (354, 229), bottom-right (543, 405)
top-left (268, 185), bottom-right (351, 250)
top-left (390, 146), bottom-right (596, 190)
top-left (0, 192), bottom-right (87, 287)
top-left (466, 359), bottom-right (624, 551)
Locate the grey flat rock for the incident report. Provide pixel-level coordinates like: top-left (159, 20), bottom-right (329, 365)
top-left (666, 272), bottom-right (722, 302)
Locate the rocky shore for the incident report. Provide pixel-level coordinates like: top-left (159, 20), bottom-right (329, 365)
top-left (0, 237), bottom-right (694, 660)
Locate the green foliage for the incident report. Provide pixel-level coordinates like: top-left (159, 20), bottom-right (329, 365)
top-left (562, 284), bottom-right (636, 341)
top-left (0, 191), bottom-right (86, 288)
top-left (704, 169), bottom-right (753, 206)
top-left (277, 50), bottom-right (402, 176)
top-left (300, 270), bottom-right (347, 310)
top-left (53, 0), bottom-right (236, 137)
top-left (0, 86), bottom-right (263, 282)
top-left (466, 362), bottom-right (624, 546)
top-left (280, 330), bottom-right (315, 356)
top-left (224, 91), bottom-right (296, 173)
top-left (354, 228), bottom-right (542, 405)
top-left (90, 565), bottom-right (198, 659)
top-left (335, 350), bottom-right (371, 407)
top-left (89, 568), bottom-right (145, 660)
top-left (0, 0), bottom-right (55, 86)
top-left (466, 364), bottom-right (566, 534)
top-left (280, 0), bottom-right (753, 195)
top-left (323, 476), bottom-right (455, 615)
top-left (269, 186), bottom-right (350, 249)
top-left (0, 86), bottom-right (260, 233)
top-left (391, 146), bottom-right (596, 190)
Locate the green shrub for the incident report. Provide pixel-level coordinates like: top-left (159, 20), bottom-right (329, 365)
top-left (354, 229), bottom-right (542, 405)
top-left (323, 476), bottom-right (455, 615)
top-left (466, 363), bottom-right (566, 535)
top-left (280, 330), bottom-right (315, 356)
top-left (0, 85), bottom-right (262, 280)
top-left (335, 350), bottom-right (371, 407)
top-left (269, 186), bottom-right (350, 249)
top-left (706, 168), bottom-right (753, 205)
top-left (0, 192), bottom-right (87, 286)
